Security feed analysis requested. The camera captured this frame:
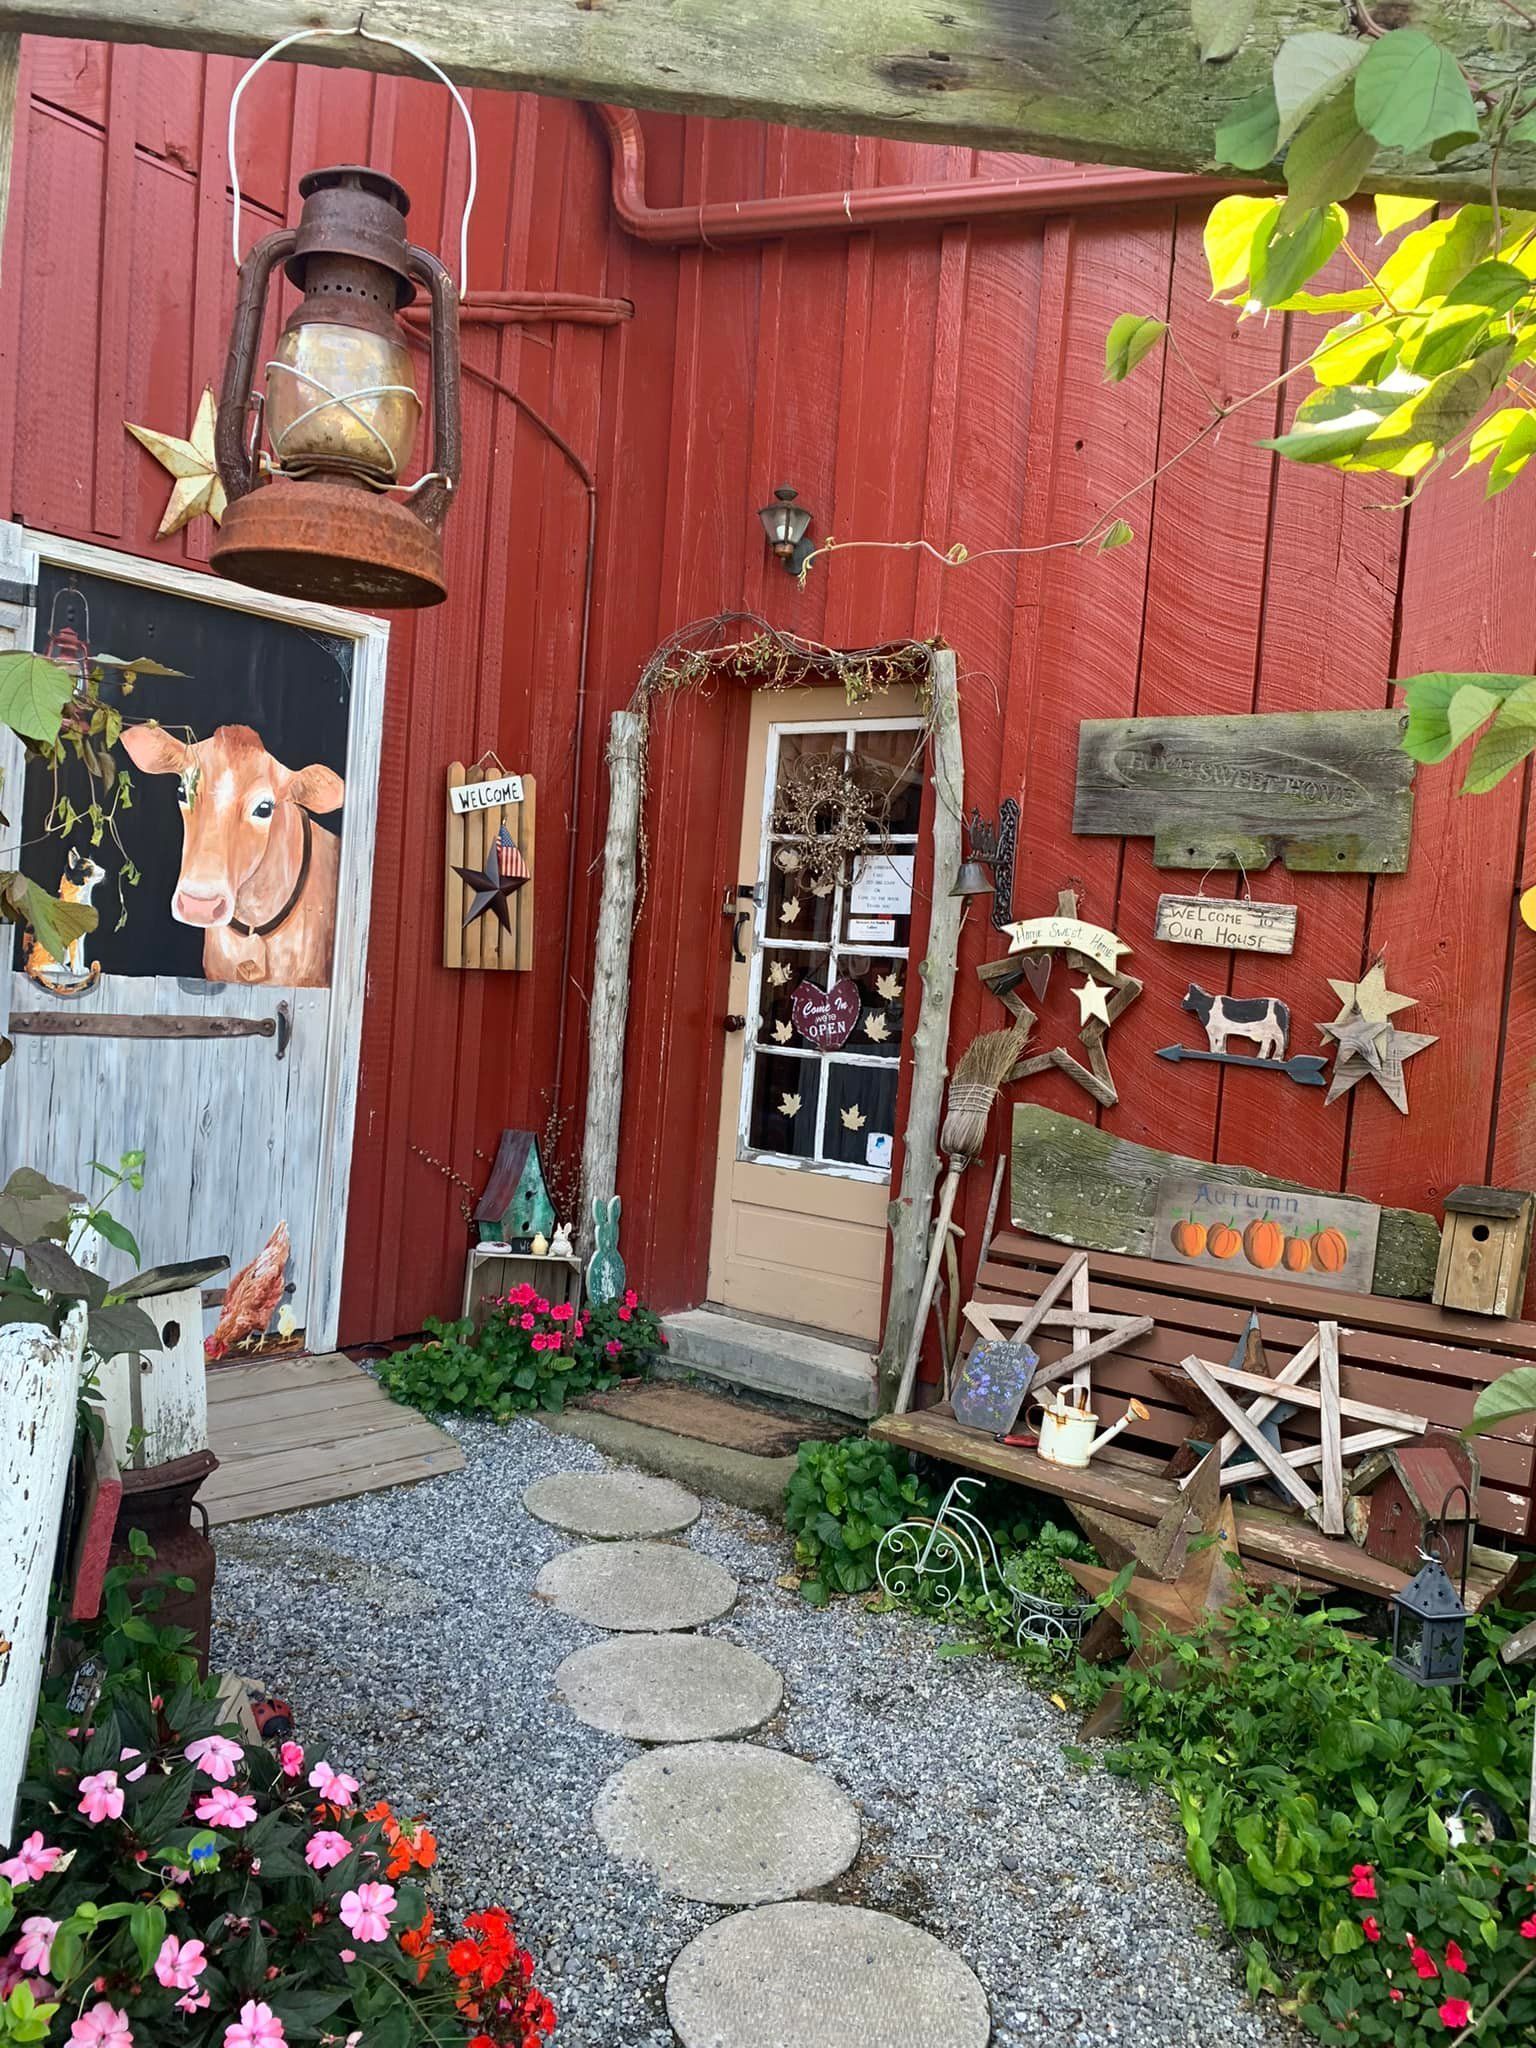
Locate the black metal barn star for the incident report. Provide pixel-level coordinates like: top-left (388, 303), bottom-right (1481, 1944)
top-left (455, 825), bottom-right (529, 932)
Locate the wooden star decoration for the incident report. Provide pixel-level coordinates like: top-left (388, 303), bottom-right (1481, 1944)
top-left (125, 386), bottom-right (227, 535)
top-left (1316, 953), bottom-right (1436, 1114)
top-left (977, 890), bottom-right (1142, 1108)
top-left (454, 825), bottom-right (528, 932)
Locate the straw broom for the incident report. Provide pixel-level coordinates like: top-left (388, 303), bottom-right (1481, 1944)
top-left (892, 1021), bottom-right (1031, 1414)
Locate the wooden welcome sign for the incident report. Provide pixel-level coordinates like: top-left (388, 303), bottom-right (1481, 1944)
top-left (444, 762), bottom-right (535, 972)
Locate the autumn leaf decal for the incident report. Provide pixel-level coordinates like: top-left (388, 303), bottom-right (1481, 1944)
top-left (875, 972), bottom-right (902, 1001)
top-left (840, 1103), bottom-right (866, 1131)
top-left (778, 1091), bottom-right (802, 1118)
top-left (864, 1012), bottom-right (890, 1042)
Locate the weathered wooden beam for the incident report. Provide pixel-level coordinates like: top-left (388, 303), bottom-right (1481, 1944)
top-left (0, 2), bottom-right (1531, 204)
top-left (577, 710), bottom-right (644, 1263)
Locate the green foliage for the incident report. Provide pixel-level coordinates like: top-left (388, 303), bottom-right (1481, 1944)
top-left (377, 1281), bottom-right (664, 1422)
top-left (1397, 671), bottom-right (1536, 792)
top-left (1353, 31), bottom-right (1479, 155)
top-left (784, 1436), bottom-right (937, 1603)
top-left (0, 650), bottom-right (73, 744)
top-left (1106, 1588), bottom-right (1536, 2034)
top-left (1103, 313), bottom-right (1167, 383)
top-left (0, 1152), bottom-right (162, 1360)
top-left (1189, 0), bottom-right (1255, 66)
top-left (1469, 1363), bottom-right (1536, 1433)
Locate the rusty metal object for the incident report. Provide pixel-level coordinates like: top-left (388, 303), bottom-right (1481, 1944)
top-left (213, 164), bottom-right (460, 608)
top-left (210, 476), bottom-right (448, 609)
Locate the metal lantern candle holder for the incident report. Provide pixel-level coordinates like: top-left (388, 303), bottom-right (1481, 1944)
top-left (212, 165), bottom-right (462, 608)
top-left (1390, 1553), bottom-right (1468, 1688)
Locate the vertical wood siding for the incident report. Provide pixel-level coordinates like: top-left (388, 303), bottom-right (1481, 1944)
top-left (6, 48), bottom-right (1535, 1373)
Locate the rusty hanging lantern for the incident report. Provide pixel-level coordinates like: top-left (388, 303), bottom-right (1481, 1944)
top-left (210, 164), bottom-right (462, 608)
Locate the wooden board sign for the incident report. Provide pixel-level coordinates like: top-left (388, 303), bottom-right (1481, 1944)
top-left (1150, 1173), bottom-right (1380, 1294)
top-left (1010, 1103), bottom-right (1439, 1300)
top-left (1073, 711), bottom-right (1415, 873)
top-left (444, 763), bottom-right (535, 972)
top-left (450, 771), bottom-right (525, 814)
top-left (1002, 914), bottom-right (1130, 978)
top-left (1154, 894), bottom-right (1297, 955)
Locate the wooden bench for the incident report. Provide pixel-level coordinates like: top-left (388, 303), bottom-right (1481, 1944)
top-left (872, 1233), bottom-right (1536, 1610)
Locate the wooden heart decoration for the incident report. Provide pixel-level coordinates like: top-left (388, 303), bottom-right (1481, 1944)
top-left (1019, 953), bottom-right (1052, 1003)
top-left (792, 976), bottom-right (860, 1050)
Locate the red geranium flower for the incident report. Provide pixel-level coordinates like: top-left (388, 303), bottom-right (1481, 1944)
top-left (447, 1939), bottom-right (482, 1978)
top-left (1444, 1939), bottom-right (1467, 1976)
top-left (1521, 1915), bottom-right (1536, 1939)
top-left (1350, 1864), bottom-right (1377, 1900)
top-left (1412, 1945), bottom-right (1440, 1980)
top-left (1439, 1998), bottom-right (1471, 2029)
top-left (1362, 1917), bottom-right (1382, 1943)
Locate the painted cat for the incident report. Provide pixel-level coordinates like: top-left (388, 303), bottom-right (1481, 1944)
top-left (23, 847), bottom-right (105, 989)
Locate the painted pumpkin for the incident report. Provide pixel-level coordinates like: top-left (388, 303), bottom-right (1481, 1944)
top-left (1244, 1218), bottom-right (1286, 1270)
top-left (1311, 1226), bottom-right (1349, 1273)
top-left (1283, 1236), bottom-right (1312, 1274)
top-left (1207, 1222), bottom-right (1242, 1261)
top-left (1171, 1218), bottom-right (1207, 1259)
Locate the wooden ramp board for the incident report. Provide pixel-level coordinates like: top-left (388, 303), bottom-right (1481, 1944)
top-left (871, 1405), bottom-right (1519, 1613)
top-left (200, 1353), bottom-right (464, 1526)
top-left (577, 1382), bottom-right (850, 1457)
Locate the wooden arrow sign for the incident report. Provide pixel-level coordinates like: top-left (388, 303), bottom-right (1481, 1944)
top-left (1155, 1044), bottom-right (1329, 1087)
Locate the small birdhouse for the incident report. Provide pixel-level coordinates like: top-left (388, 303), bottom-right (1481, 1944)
top-left (474, 1129), bottom-right (556, 1251)
top-left (1345, 1438), bottom-right (1478, 1579)
top-left (1433, 1185), bottom-right (1536, 1318)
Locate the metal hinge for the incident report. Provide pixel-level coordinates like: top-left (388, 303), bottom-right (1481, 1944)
top-left (0, 579), bottom-right (36, 608)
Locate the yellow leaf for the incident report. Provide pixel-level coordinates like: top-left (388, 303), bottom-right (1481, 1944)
top-left (1375, 194), bottom-right (1434, 237)
top-left (1309, 313), bottom-right (1400, 387)
top-left (1203, 195), bottom-right (1280, 298)
top-left (1050, 1693), bottom-right (1068, 1712)
top-left (1463, 407), bottom-right (1526, 468)
top-left (1375, 210), bottom-right (1494, 313)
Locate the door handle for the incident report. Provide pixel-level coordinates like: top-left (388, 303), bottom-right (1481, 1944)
top-left (723, 1014), bottom-right (747, 1033)
top-left (274, 1000), bottom-right (292, 1061)
top-left (731, 911), bottom-right (751, 963)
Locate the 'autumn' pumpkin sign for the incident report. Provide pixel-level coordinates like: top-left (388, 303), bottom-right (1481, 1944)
top-left (1151, 1174), bottom-right (1380, 1295)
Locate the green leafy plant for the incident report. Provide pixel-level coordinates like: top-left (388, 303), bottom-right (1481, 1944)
top-left (378, 1280), bottom-right (663, 1421)
top-left (0, 1153), bottom-right (163, 1361)
top-left (784, 1436), bottom-right (937, 1605)
top-left (1469, 1363), bottom-right (1536, 1433)
top-left (1106, 1587), bottom-right (1536, 2030)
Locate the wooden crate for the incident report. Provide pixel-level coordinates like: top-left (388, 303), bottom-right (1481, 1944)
top-left (462, 1246), bottom-right (582, 1328)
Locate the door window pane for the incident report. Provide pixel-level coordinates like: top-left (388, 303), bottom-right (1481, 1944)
top-left (824, 1062), bottom-right (898, 1168)
top-left (747, 1051), bottom-right (818, 1157)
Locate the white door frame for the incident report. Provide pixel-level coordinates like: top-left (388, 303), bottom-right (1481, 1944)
top-left (0, 527), bottom-right (389, 1351)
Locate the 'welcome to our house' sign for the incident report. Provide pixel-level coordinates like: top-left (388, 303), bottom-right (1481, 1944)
top-left (1154, 894), bottom-right (1298, 955)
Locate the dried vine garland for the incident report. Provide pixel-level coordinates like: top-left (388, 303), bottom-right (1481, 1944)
top-left (624, 612), bottom-right (940, 923)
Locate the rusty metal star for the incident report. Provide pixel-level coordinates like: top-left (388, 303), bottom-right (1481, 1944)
top-left (125, 387), bottom-right (227, 536)
top-left (455, 825), bottom-right (528, 932)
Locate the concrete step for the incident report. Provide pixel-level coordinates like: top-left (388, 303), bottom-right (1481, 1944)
top-left (660, 1307), bottom-right (878, 1421)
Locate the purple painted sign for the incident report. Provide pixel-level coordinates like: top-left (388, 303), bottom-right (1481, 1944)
top-left (792, 976), bottom-right (860, 1051)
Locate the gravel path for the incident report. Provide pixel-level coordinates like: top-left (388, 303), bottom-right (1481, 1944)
top-left (212, 1414), bottom-right (1297, 2048)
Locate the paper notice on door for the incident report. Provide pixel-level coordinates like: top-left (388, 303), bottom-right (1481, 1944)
top-left (847, 916), bottom-right (896, 944)
top-left (866, 1132), bottom-right (893, 1170)
top-left (850, 853), bottom-right (914, 917)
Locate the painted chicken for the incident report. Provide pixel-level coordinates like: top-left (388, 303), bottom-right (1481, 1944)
top-left (206, 1220), bottom-right (291, 1360)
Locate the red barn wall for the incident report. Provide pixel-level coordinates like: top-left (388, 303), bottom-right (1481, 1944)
top-left (4, 44), bottom-right (1535, 1346)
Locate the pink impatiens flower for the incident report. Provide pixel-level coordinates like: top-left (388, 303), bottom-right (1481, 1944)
top-left (1439, 1999), bottom-right (1472, 2030)
top-left (1445, 1939), bottom-right (1468, 1976)
top-left (605, 1340), bottom-right (622, 1359)
top-left (195, 1787), bottom-right (257, 1829)
top-left (279, 1741), bottom-right (305, 1777)
top-left (154, 1934), bottom-right (207, 1991)
top-left (1349, 1863), bottom-right (1377, 1900)
top-left (69, 2003), bottom-right (134, 2047)
top-left (1412, 1945), bottom-right (1441, 1981)
top-left (185, 1734), bottom-right (244, 1783)
top-left (1522, 1914), bottom-right (1536, 1939)
top-left (117, 1747), bottom-right (148, 1784)
top-left (77, 1771), bottom-right (123, 1825)
top-left (520, 1313), bottom-right (536, 1331)
top-left (177, 1990), bottom-right (211, 2014)
top-left (15, 1917), bottom-right (58, 1974)
top-left (308, 1762), bottom-right (359, 1806)
top-left (339, 1881), bottom-right (397, 1943)
top-left (551, 1302), bottom-right (573, 1322)
top-left (223, 2000), bottom-right (287, 2048)
top-left (1362, 1917), bottom-right (1382, 1943)
top-left (623, 1288), bottom-right (638, 1308)
top-left (617, 1306), bottom-right (632, 1323)
top-left (0, 1832), bottom-right (61, 1885)
top-left (304, 1830), bottom-right (352, 1871)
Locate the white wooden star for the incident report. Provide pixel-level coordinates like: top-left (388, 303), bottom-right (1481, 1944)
top-left (1074, 976), bottom-right (1112, 1027)
top-left (1327, 956), bottom-right (1415, 1025)
top-left (125, 387), bottom-right (227, 535)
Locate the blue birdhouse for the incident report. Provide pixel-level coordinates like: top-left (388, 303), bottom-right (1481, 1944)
top-left (474, 1129), bottom-right (556, 1251)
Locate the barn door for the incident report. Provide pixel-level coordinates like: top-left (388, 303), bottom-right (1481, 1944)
top-left (0, 530), bottom-right (387, 1353)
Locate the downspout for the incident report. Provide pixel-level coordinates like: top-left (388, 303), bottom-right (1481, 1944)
top-left (590, 101), bottom-right (1259, 244)
top-left (403, 289), bottom-right (633, 328)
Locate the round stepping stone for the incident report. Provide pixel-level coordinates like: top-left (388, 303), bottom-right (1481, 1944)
top-left (555, 1633), bottom-right (783, 1743)
top-left (534, 1541), bottom-right (737, 1632)
top-left (593, 1741), bottom-right (859, 1904)
top-left (666, 1902), bottom-right (990, 2048)
top-left (523, 1469), bottom-right (701, 1541)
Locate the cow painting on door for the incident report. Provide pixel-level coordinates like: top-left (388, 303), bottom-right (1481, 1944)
top-left (0, 545), bottom-right (384, 1354)
top-left (121, 724), bottom-right (345, 987)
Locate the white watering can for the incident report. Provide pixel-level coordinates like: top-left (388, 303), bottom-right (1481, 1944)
top-left (1026, 1391), bottom-right (1151, 1469)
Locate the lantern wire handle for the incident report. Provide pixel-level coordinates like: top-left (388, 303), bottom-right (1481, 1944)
top-left (227, 22), bottom-right (478, 294)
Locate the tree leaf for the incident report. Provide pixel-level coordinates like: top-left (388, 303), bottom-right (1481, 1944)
top-left (1191, 0), bottom-right (1256, 63)
top-left (1469, 1364), bottom-right (1536, 1434)
top-left (5, 876), bottom-right (98, 961)
top-left (91, 1209), bottom-right (142, 1263)
top-left (1398, 672), bottom-right (1527, 762)
top-left (1355, 31), bottom-right (1480, 152)
top-left (1250, 203), bottom-right (1349, 308)
top-left (1376, 193), bottom-right (1435, 237)
top-left (86, 1300), bottom-right (163, 1360)
top-left (1487, 410), bottom-right (1536, 495)
top-left (1204, 194), bottom-right (1280, 297)
top-left (1347, 340), bottom-right (1514, 475)
top-left (1377, 210), bottom-right (1496, 312)
top-left (1464, 678), bottom-right (1536, 791)
top-left (0, 650), bottom-right (73, 745)
top-left (1261, 383), bottom-right (1400, 464)
top-left (1273, 31), bottom-right (1368, 148)
top-left (1215, 85), bottom-right (1281, 170)
top-left (1097, 518), bottom-right (1135, 553)
top-left (0, 1166), bottom-right (81, 1245)
top-left (1280, 89), bottom-right (1376, 224)
top-left (1309, 314), bottom-right (1399, 388)
top-left (1104, 313), bottom-right (1168, 382)
top-left (20, 1239), bottom-right (105, 1303)
top-left (1400, 302), bottom-right (1494, 380)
